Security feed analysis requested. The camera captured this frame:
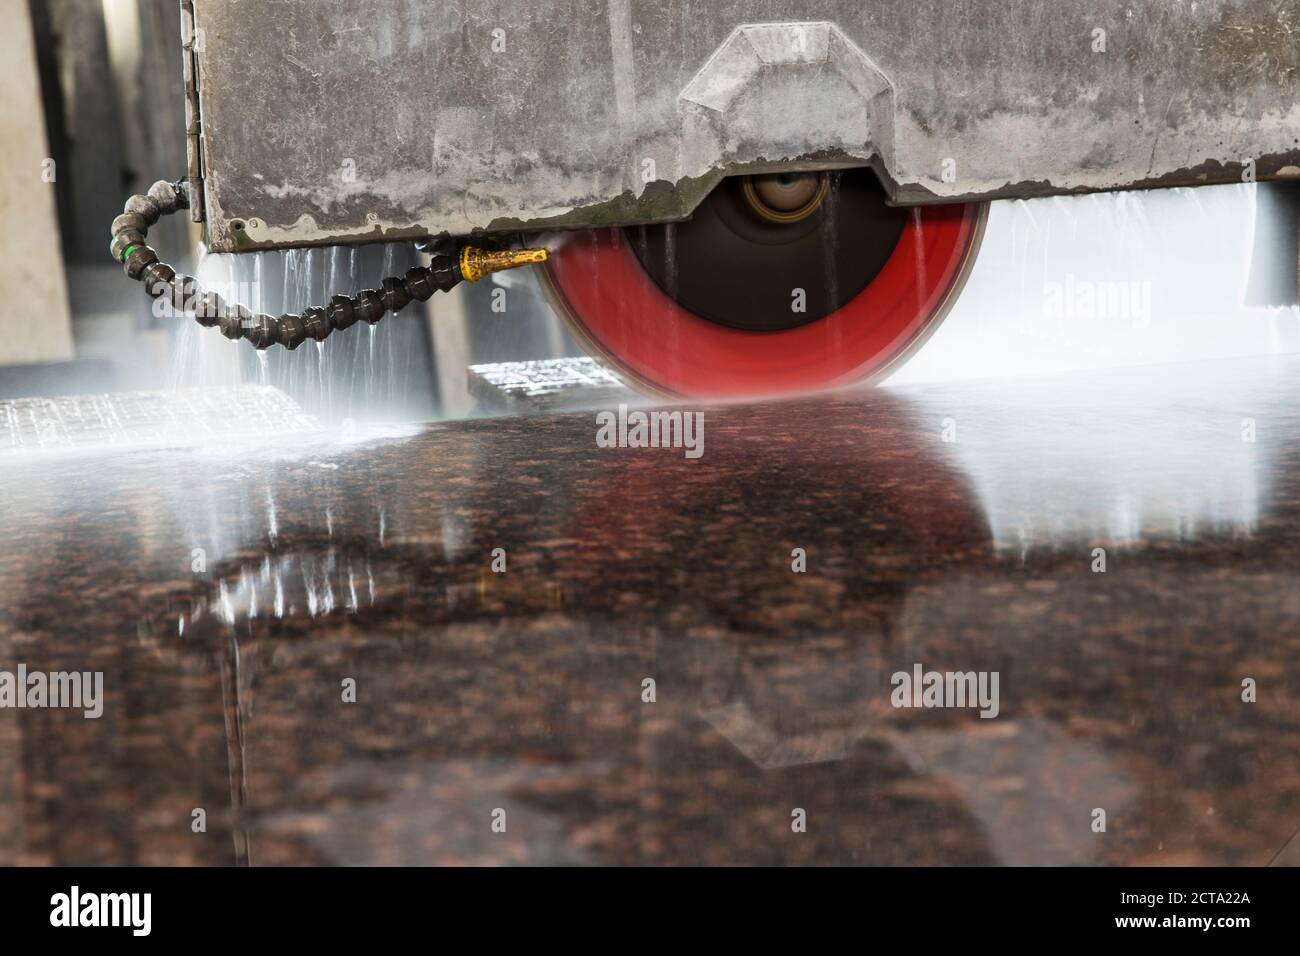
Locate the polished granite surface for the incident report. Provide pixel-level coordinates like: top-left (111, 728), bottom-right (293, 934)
top-left (2, 355), bottom-right (1299, 865)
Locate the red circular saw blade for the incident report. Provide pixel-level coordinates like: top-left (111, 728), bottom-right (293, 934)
top-left (542, 202), bottom-right (984, 400)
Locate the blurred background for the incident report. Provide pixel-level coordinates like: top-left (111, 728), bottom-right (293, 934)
top-left (1, 0), bottom-right (592, 425)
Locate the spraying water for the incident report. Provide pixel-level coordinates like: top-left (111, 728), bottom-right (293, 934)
top-left (156, 184), bottom-right (1300, 416)
top-left (887, 182), bottom-right (1300, 386)
top-left (171, 242), bottom-right (438, 425)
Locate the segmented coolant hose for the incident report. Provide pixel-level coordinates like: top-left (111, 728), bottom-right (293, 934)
top-left (109, 179), bottom-right (548, 350)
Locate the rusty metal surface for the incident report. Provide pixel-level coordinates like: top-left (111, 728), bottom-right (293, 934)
top-left (190, 0), bottom-right (1300, 251)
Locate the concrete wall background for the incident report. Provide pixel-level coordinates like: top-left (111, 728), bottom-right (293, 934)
top-left (2, 0), bottom-right (198, 393)
top-left (0, 0), bottom-right (75, 365)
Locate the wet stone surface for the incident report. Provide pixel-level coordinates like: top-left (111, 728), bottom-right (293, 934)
top-left (1, 355), bottom-right (1298, 865)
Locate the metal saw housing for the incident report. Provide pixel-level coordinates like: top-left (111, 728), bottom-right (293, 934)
top-left (183, 0), bottom-right (1300, 252)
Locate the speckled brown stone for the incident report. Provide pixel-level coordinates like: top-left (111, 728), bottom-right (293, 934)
top-left (1, 356), bottom-right (1298, 865)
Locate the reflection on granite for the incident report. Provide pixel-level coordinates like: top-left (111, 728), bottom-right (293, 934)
top-left (1, 356), bottom-right (1298, 866)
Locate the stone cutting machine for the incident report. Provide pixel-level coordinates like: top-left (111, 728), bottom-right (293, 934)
top-left (112, 0), bottom-right (1300, 398)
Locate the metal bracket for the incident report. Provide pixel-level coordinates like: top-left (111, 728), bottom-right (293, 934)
top-left (679, 22), bottom-right (896, 177)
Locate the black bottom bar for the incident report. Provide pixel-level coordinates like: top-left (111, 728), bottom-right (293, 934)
top-left (0, 867), bottom-right (1284, 942)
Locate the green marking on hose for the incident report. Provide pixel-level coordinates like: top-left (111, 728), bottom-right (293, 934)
top-left (121, 244), bottom-right (141, 263)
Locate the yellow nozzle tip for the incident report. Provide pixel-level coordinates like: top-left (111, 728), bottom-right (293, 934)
top-left (460, 245), bottom-right (550, 282)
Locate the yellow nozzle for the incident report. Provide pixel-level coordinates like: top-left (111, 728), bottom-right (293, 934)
top-left (458, 245), bottom-right (549, 283)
